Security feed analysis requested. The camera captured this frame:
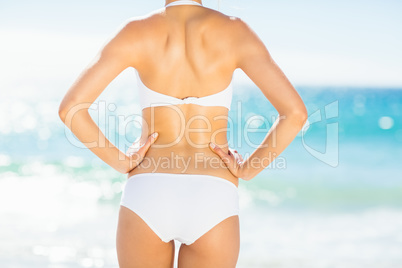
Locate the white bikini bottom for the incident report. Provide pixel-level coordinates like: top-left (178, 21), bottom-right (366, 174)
top-left (120, 172), bottom-right (240, 245)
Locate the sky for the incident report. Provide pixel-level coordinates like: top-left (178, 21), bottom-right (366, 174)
top-left (0, 0), bottom-right (401, 99)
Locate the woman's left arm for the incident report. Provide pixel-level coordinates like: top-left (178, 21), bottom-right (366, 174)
top-left (58, 20), bottom-right (142, 174)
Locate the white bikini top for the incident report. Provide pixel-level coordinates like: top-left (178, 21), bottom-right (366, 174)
top-left (165, 0), bottom-right (203, 8)
top-left (135, 69), bottom-right (233, 111)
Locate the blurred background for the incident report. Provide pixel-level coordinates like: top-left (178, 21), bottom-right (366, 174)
top-left (1, 0), bottom-right (401, 267)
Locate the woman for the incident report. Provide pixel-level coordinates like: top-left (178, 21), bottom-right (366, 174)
top-left (58, 0), bottom-right (308, 267)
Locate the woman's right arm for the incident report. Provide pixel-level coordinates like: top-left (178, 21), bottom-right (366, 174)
top-left (231, 18), bottom-right (308, 181)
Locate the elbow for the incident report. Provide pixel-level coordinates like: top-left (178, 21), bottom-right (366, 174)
top-left (283, 107), bottom-right (308, 126)
top-left (58, 103), bottom-right (74, 123)
top-left (58, 102), bottom-right (72, 123)
top-left (58, 99), bottom-right (90, 123)
top-left (58, 96), bottom-right (70, 122)
top-left (58, 94), bottom-right (79, 123)
top-left (58, 105), bottom-right (67, 123)
top-left (295, 108), bottom-right (308, 123)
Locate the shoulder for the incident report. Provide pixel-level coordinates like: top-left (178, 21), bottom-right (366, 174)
top-left (203, 10), bottom-right (241, 32)
top-left (119, 12), bottom-right (165, 37)
top-left (104, 12), bottom-right (166, 66)
top-left (203, 13), bottom-right (261, 47)
top-left (195, 12), bottom-right (245, 48)
top-left (226, 17), bottom-right (270, 69)
top-left (229, 16), bottom-right (265, 48)
top-left (203, 13), bottom-right (253, 34)
top-left (202, 14), bottom-right (267, 68)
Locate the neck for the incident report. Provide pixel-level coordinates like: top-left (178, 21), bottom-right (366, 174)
top-left (165, 0), bottom-right (203, 6)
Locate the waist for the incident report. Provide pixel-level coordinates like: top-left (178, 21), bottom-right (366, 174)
top-left (127, 146), bottom-right (238, 186)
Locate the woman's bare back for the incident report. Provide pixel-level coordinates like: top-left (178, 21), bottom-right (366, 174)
top-left (127, 5), bottom-right (241, 184)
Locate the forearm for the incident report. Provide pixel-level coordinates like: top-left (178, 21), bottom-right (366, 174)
top-left (60, 107), bottom-right (130, 174)
top-left (240, 112), bottom-right (307, 180)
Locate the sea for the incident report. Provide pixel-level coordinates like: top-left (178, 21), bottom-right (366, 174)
top-left (1, 74), bottom-right (401, 267)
